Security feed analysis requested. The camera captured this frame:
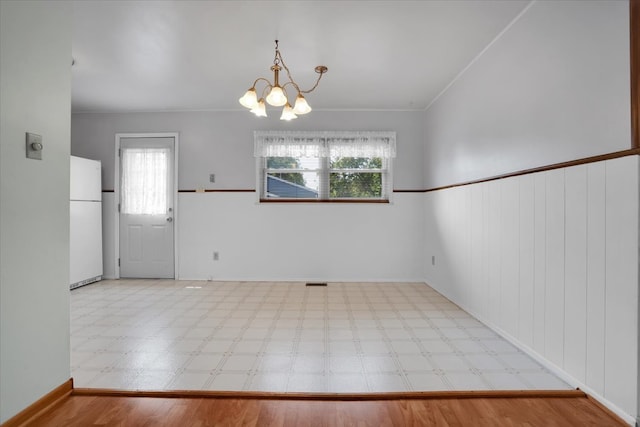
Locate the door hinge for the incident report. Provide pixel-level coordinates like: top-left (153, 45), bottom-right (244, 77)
top-left (118, 203), bottom-right (121, 213)
top-left (118, 148), bottom-right (121, 157)
top-left (118, 258), bottom-right (120, 267)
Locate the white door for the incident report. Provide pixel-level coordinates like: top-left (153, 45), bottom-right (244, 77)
top-left (119, 137), bottom-right (175, 278)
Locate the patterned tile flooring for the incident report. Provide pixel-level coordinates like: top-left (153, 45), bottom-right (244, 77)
top-left (70, 280), bottom-right (571, 393)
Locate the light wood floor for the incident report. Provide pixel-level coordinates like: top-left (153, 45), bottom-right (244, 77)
top-left (26, 390), bottom-right (627, 426)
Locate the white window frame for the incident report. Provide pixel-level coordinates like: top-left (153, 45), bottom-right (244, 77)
top-left (254, 131), bottom-right (396, 202)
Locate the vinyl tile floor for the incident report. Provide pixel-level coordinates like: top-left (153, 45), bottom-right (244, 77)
top-left (70, 280), bottom-right (571, 393)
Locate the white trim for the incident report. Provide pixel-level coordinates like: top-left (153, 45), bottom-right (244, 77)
top-left (72, 107), bottom-right (423, 115)
top-left (114, 132), bottom-right (180, 279)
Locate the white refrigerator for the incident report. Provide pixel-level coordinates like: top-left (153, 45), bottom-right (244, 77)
top-left (70, 156), bottom-right (103, 289)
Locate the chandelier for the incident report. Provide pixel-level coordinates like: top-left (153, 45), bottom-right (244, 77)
top-left (239, 40), bottom-right (328, 120)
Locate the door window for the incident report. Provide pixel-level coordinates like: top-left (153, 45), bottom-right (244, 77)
top-left (121, 147), bottom-right (169, 215)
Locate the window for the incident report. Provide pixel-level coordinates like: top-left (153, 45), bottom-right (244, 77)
top-left (255, 131), bottom-right (396, 201)
top-left (120, 147), bottom-right (169, 214)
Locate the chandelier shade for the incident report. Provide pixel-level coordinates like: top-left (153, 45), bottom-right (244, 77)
top-left (250, 98), bottom-right (267, 117)
top-left (239, 88), bottom-right (258, 109)
top-left (280, 103), bottom-right (297, 121)
top-left (293, 94), bottom-right (312, 115)
top-left (239, 40), bottom-right (327, 120)
top-left (265, 85), bottom-right (287, 107)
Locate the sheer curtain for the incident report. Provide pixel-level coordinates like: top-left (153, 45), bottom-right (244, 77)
top-left (121, 148), bottom-right (169, 215)
top-left (254, 131), bottom-right (397, 158)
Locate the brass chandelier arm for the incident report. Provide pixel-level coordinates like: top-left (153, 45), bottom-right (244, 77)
top-left (276, 49), bottom-right (327, 95)
top-left (300, 68), bottom-right (327, 94)
top-left (281, 81), bottom-right (299, 99)
top-left (251, 77), bottom-right (273, 90)
top-left (259, 84), bottom-right (271, 99)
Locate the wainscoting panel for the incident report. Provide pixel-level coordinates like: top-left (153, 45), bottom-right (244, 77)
top-left (604, 156), bottom-right (639, 415)
top-left (470, 183), bottom-right (484, 317)
top-left (544, 168), bottom-right (565, 369)
top-left (585, 161), bottom-right (606, 396)
top-left (517, 174), bottom-right (535, 349)
top-left (532, 172), bottom-right (547, 354)
top-left (563, 165), bottom-right (588, 385)
top-left (500, 177), bottom-right (520, 339)
top-left (487, 180), bottom-right (502, 327)
top-left (424, 156), bottom-right (638, 422)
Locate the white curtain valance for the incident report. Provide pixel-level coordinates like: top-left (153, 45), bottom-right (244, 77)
top-left (254, 131), bottom-right (397, 158)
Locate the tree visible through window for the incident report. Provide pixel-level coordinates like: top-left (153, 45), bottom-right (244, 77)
top-left (330, 157), bottom-right (382, 198)
top-left (266, 157), bottom-right (305, 187)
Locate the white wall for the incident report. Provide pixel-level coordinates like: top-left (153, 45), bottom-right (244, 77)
top-left (71, 110), bottom-right (424, 191)
top-left (422, 0), bottom-right (630, 189)
top-left (424, 157), bottom-right (638, 423)
top-left (178, 192), bottom-right (424, 282)
top-left (72, 110), bottom-right (425, 281)
top-left (0, 1), bottom-right (72, 422)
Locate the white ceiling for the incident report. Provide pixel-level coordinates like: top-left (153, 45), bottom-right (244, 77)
top-left (71, 0), bottom-right (530, 113)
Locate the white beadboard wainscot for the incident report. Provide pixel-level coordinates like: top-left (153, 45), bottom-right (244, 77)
top-left (424, 156), bottom-right (639, 424)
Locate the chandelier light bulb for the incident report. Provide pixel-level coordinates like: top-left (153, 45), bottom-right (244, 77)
top-left (266, 86), bottom-right (287, 107)
top-left (238, 88), bottom-right (258, 109)
top-left (293, 94), bottom-right (312, 115)
top-left (280, 103), bottom-right (297, 121)
top-left (251, 98), bottom-right (267, 117)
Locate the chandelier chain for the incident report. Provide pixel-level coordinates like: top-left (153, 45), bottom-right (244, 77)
top-left (276, 50), bottom-right (325, 95)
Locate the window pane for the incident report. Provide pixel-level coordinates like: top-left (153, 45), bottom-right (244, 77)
top-left (121, 148), bottom-right (169, 214)
top-left (330, 156), bottom-right (382, 169)
top-left (267, 156), bottom-right (320, 170)
top-left (267, 157), bottom-right (300, 169)
top-left (266, 172), bottom-right (320, 198)
top-left (330, 172), bottom-right (382, 198)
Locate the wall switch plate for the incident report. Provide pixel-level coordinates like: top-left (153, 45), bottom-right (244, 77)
top-left (209, 174), bottom-right (215, 183)
top-left (26, 132), bottom-right (43, 160)
top-left (432, 255), bottom-right (436, 265)
top-left (213, 252), bottom-right (219, 261)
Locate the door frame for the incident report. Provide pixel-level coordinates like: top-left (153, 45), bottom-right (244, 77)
top-left (114, 132), bottom-right (180, 279)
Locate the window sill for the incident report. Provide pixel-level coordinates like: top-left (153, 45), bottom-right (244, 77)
top-left (259, 199), bottom-right (389, 204)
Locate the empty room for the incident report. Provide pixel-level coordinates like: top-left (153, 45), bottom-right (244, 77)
top-left (1, 0), bottom-right (638, 425)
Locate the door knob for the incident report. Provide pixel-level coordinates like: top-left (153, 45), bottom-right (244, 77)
top-left (166, 217), bottom-right (173, 222)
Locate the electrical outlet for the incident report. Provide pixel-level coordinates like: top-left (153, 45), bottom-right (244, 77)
top-left (213, 252), bottom-right (219, 261)
top-left (209, 174), bottom-right (215, 183)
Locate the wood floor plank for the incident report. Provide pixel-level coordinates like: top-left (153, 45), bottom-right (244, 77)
top-left (25, 394), bottom-right (628, 427)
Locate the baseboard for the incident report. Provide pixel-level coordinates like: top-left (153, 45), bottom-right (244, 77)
top-left (70, 276), bottom-right (102, 290)
top-left (586, 394), bottom-right (637, 427)
top-left (423, 279), bottom-right (636, 426)
top-left (175, 277), bottom-right (426, 284)
top-left (1, 378), bottom-right (73, 427)
top-left (71, 387), bottom-right (584, 401)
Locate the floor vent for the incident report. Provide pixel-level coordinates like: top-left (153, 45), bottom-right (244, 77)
top-left (306, 282), bottom-right (328, 287)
